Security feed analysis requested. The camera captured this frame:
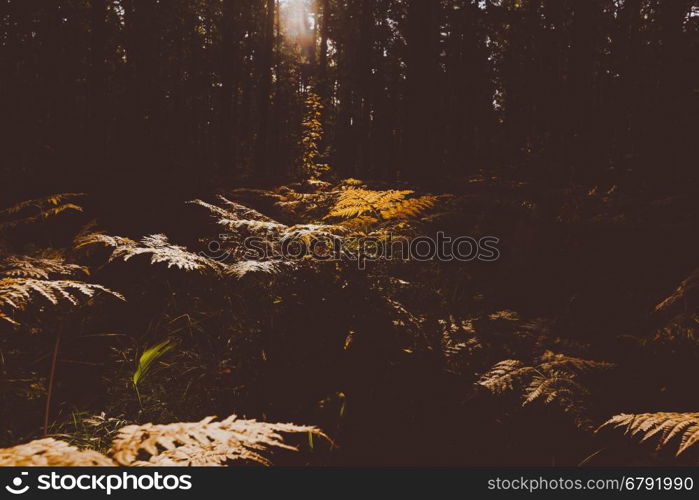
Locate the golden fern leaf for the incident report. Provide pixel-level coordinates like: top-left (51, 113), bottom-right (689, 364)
top-left (524, 371), bottom-right (593, 429)
top-left (523, 371), bottom-right (587, 405)
top-left (598, 412), bottom-right (699, 455)
top-left (537, 351), bottom-right (616, 373)
top-left (337, 215), bottom-right (379, 230)
top-left (226, 260), bottom-right (290, 278)
top-left (110, 415), bottom-right (328, 466)
top-left (380, 195), bottom-right (436, 220)
top-left (326, 188), bottom-right (414, 220)
top-left (479, 352), bottom-right (613, 429)
top-left (0, 438), bottom-right (113, 466)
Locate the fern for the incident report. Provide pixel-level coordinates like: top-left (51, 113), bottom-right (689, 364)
top-left (299, 91), bottom-right (330, 179)
top-left (109, 414), bottom-right (328, 466)
top-left (477, 360), bottom-right (534, 394)
top-left (226, 259), bottom-right (291, 278)
top-left (76, 233), bottom-right (226, 274)
top-left (0, 193), bottom-right (84, 232)
top-left (0, 252), bottom-right (88, 279)
top-left (380, 195), bottom-right (436, 220)
top-left (326, 188), bottom-right (414, 220)
top-left (599, 412), bottom-right (699, 456)
top-left (478, 352), bottom-right (614, 429)
top-left (0, 438), bottom-right (114, 466)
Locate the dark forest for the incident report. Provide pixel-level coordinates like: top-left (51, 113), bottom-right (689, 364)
top-left (0, 0), bottom-right (698, 467)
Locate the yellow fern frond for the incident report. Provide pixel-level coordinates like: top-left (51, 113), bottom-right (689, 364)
top-left (337, 215), bottom-right (379, 230)
top-left (478, 352), bottom-right (614, 429)
top-left (599, 412), bottom-right (699, 455)
top-left (380, 195), bottom-right (436, 220)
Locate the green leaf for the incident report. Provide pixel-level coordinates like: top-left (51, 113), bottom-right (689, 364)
top-left (133, 339), bottom-right (175, 386)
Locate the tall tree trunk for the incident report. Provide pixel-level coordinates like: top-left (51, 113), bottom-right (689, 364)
top-left (87, 0), bottom-right (107, 189)
top-left (404, 0), bottom-right (439, 183)
top-left (255, 0), bottom-right (276, 179)
top-left (219, 0), bottom-right (239, 175)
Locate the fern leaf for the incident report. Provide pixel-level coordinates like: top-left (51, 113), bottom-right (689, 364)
top-left (77, 233), bottom-right (225, 274)
top-left (226, 260), bottom-right (289, 278)
top-left (599, 412), bottom-right (699, 455)
top-left (0, 252), bottom-right (88, 279)
top-left (0, 438), bottom-right (113, 466)
top-left (480, 352), bottom-right (613, 430)
top-left (0, 194), bottom-right (84, 232)
top-left (0, 277), bottom-right (124, 312)
top-left (0, 311), bottom-right (19, 325)
top-left (380, 195), bottom-right (436, 219)
top-left (109, 414), bottom-right (328, 466)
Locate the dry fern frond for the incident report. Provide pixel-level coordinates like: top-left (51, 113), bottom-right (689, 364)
top-left (74, 232), bottom-right (137, 250)
top-left (477, 360), bottom-right (534, 394)
top-left (0, 277), bottom-right (124, 312)
top-left (656, 268), bottom-right (699, 312)
top-left (598, 412), bottom-right (699, 455)
top-left (110, 415), bottom-right (327, 466)
top-left (0, 438), bottom-right (114, 466)
top-left (478, 352), bottom-right (614, 429)
top-left (226, 260), bottom-right (290, 278)
top-left (0, 252), bottom-right (88, 279)
top-left (380, 195), bottom-right (436, 220)
top-left (524, 370), bottom-right (589, 405)
top-left (76, 233), bottom-right (225, 274)
top-left (190, 198), bottom-right (287, 237)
